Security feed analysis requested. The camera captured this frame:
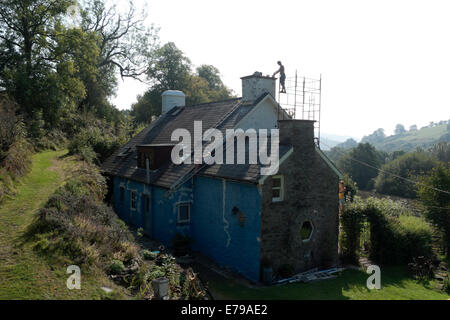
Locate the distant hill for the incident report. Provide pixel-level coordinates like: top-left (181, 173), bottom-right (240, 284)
top-left (361, 123), bottom-right (449, 152)
top-left (320, 133), bottom-right (357, 150)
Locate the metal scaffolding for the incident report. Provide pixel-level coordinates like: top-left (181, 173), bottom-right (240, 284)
top-left (277, 70), bottom-right (322, 146)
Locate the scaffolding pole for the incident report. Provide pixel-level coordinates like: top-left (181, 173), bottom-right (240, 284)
top-left (277, 70), bottom-right (322, 147)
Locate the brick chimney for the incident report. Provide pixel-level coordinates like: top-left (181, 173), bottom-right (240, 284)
top-left (277, 119), bottom-right (315, 154)
top-left (241, 72), bottom-right (276, 102)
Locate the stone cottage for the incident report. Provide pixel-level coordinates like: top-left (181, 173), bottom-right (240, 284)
top-left (101, 73), bottom-right (343, 282)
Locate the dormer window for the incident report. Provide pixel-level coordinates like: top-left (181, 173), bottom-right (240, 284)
top-left (137, 144), bottom-right (175, 170)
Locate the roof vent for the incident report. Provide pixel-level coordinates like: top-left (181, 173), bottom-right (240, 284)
top-left (162, 90), bottom-right (185, 114)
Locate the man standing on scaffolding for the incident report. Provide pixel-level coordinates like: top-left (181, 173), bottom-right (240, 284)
top-left (272, 61), bottom-right (286, 93)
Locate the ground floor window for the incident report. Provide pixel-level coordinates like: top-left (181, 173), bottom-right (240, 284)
top-left (177, 203), bottom-right (190, 224)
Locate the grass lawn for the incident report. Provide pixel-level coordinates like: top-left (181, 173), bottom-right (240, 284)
top-left (205, 267), bottom-right (450, 300)
top-left (0, 150), bottom-right (128, 299)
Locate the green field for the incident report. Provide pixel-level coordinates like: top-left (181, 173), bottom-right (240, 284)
top-left (369, 124), bottom-right (448, 152)
top-left (0, 150), bottom-right (128, 299)
top-left (206, 267), bottom-right (450, 300)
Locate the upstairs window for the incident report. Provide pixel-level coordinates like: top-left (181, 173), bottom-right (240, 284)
top-left (272, 175), bottom-right (284, 202)
top-left (130, 191), bottom-right (137, 210)
top-left (177, 203), bottom-right (190, 224)
top-left (120, 186), bottom-right (125, 202)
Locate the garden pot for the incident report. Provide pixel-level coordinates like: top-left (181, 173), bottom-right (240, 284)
top-left (152, 277), bottom-right (169, 300)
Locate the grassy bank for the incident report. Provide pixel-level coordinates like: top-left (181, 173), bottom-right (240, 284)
top-left (0, 150), bottom-right (128, 299)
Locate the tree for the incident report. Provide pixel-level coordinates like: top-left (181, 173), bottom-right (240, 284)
top-left (79, 0), bottom-right (158, 114)
top-left (338, 138), bottom-right (358, 150)
top-left (131, 42), bottom-right (234, 124)
top-left (394, 124), bottom-right (406, 135)
top-left (374, 152), bottom-right (437, 198)
top-left (417, 165), bottom-right (450, 255)
top-left (0, 0), bottom-right (79, 123)
top-left (409, 124), bottom-right (418, 131)
top-left (337, 143), bottom-right (384, 190)
top-left (429, 142), bottom-right (450, 163)
top-left (196, 64), bottom-right (233, 101)
top-left (361, 128), bottom-right (386, 145)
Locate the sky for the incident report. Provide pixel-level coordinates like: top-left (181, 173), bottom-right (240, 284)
top-left (111, 0), bottom-right (450, 140)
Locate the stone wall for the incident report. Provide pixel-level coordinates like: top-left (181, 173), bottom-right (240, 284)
top-left (259, 120), bottom-right (339, 276)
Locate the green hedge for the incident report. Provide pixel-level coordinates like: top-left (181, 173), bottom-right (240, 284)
top-left (339, 197), bottom-right (434, 266)
top-left (364, 198), bottom-right (433, 265)
top-left (339, 201), bottom-right (365, 263)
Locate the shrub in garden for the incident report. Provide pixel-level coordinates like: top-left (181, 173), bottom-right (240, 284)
top-left (407, 256), bottom-right (434, 279)
top-left (339, 200), bottom-right (365, 263)
top-left (417, 164), bottom-right (450, 255)
top-left (108, 260), bottom-right (125, 275)
top-left (142, 249), bottom-right (157, 261)
top-left (364, 198), bottom-right (433, 265)
top-left (68, 127), bottom-right (121, 164)
top-left (26, 163), bottom-right (136, 269)
top-left (0, 95), bottom-right (32, 203)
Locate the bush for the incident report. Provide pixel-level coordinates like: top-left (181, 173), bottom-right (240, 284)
top-left (0, 95), bottom-right (32, 204)
top-left (417, 165), bottom-right (450, 255)
top-left (26, 163), bottom-right (135, 269)
top-left (108, 260), bottom-right (125, 275)
top-left (142, 249), bottom-right (157, 261)
top-left (374, 152), bottom-right (437, 198)
top-left (343, 174), bottom-right (358, 202)
top-left (68, 126), bottom-right (121, 164)
top-left (339, 200), bottom-right (365, 263)
top-left (444, 276), bottom-right (450, 294)
top-left (32, 130), bottom-right (67, 152)
top-left (365, 198), bottom-right (433, 265)
top-left (407, 256), bottom-right (434, 279)
top-left (339, 197), bottom-right (434, 266)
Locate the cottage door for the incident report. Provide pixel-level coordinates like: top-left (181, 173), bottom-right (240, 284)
top-left (142, 194), bottom-right (151, 236)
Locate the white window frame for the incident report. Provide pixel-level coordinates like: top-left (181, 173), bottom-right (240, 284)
top-left (271, 175), bottom-right (284, 202)
top-left (130, 190), bottom-right (137, 210)
top-left (177, 203), bottom-right (190, 224)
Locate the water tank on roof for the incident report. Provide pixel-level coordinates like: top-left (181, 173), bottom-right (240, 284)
top-left (161, 90), bottom-right (185, 114)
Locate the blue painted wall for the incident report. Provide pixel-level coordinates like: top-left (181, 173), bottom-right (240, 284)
top-left (113, 175), bottom-right (262, 282)
top-left (191, 176), bottom-right (261, 282)
top-left (113, 176), bottom-right (192, 244)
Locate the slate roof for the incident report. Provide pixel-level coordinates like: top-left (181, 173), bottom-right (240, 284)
top-left (101, 94), bottom-right (285, 189)
top-left (198, 142), bottom-right (292, 183)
